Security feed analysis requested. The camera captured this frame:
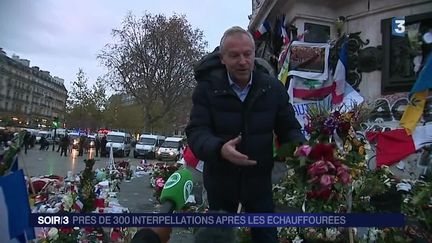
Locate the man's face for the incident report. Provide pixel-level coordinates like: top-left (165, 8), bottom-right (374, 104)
top-left (220, 33), bottom-right (255, 84)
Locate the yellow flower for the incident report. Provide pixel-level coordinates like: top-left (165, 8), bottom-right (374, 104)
top-left (358, 146), bottom-right (365, 155)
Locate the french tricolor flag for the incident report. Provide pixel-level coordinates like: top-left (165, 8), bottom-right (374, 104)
top-left (72, 198), bottom-right (84, 212)
top-left (254, 20), bottom-right (271, 39)
top-left (281, 15), bottom-right (290, 45)
top-left (332, 40), bottom-right (348, 104)
top-left (0, 169), bottom-right (35, 243)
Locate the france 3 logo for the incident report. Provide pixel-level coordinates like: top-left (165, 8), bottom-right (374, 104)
top-left (392, 17), bottom-right (406, 37)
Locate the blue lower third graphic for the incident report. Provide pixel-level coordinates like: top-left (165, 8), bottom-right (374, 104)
top-left (31, 213), bottom-right (405, 228)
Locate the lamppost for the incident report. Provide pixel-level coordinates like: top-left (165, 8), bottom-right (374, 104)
top-left (52, 116), bottom-right (59, 151)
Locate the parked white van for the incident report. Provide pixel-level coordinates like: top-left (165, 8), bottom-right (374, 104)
top-left (134, 134), bottom-right (165, 158)
top-left (156, 137), bottom-right (184, 161)
top-left (106, 131), bottom-right (132, 157)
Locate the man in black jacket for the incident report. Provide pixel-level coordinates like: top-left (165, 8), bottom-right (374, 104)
top-left (186, 26), bottom-right (305, 243)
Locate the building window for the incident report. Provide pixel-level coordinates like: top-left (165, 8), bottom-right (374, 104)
top-left (304, 23), bottom-right (330, 43)
top-left (381, 12), bottom-right (432, 93)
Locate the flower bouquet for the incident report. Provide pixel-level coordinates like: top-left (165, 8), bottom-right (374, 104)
top-left (150, 163), bottom-right (181, 201)
top-left (272, 104), bottom-right (370, 242)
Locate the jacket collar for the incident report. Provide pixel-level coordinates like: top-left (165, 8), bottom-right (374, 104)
top-left (212, 69), bottom-right (270, 93)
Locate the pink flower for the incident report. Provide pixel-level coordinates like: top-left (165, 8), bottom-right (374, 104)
top-left (320, 175), bottom-right (334, 188)
top-left (294, 145), bottom-right (312, 157)
top-left (326, 161), bottom-right (336, 172)
top-left (337, 165), bottom-right (351, 184)
top-left (308, 160), bottom-right (329, 176)
top-left (155, 178), bottom-right (165, 188)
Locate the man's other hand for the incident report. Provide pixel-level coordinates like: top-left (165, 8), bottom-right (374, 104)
top-left (221, 136), bottom-right (257, 166)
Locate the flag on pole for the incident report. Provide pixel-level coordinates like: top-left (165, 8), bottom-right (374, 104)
top-left (254, 20), bottom-right (271, 39)
top-left (0, 169), bottom-right (35, 242)
top-left (280, 15), bottom-right (290, 45)
top-left (366, 124), bottom-right (432, 167)
top-left (332, 39), bottom-right (348, 104)
top-left (400, 55), bottom-right (432, 134)
top-left (72, 198), bottom-right (84, 212)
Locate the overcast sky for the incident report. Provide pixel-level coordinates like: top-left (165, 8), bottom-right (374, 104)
top-left (0, 0), bottom-right (252, 92)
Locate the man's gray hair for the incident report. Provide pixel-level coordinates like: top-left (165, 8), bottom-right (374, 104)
top-left (219, 26), bottom-right (255, 54)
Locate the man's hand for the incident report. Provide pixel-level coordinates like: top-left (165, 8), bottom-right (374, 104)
top-left (221, 136), bottom-right (257, 166)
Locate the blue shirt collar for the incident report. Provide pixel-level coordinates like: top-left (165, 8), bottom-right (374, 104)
top-left (227, 72), bottom-right (253, 89)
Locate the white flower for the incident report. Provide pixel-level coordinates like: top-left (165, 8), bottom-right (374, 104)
top-left (273, 185), bottom-right (285, 191)
top-left (47, 227), bottom-right (59, 240)
top-left (365, 228), bottom-right (380, 241)
top-left (292, 236), bottom-right (303, 243)
top-left (325, 228), bottom-right (340, 241)
top-left (287, 169), bottom-right (295, 177)
top-left (285, 192), bottom-right (297, 201)
top-left (62, 194), bottom-right (73, 211)
top-left (383, 178), bottom-right (391, 187)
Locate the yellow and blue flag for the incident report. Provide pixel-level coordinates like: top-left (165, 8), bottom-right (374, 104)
top-left (400, 55), bottom-right (432, 134)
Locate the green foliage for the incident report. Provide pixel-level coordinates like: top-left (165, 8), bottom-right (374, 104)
top-left (66, 69), bottom-right (107, 130)
top-left (53, 228), bottom-right (81, 243)
top-left (0, 131), bottom-right (25, 175)
top-left (103, 96), bottom-right (144, 134)
top-left (402, 176), bottom-right (432, 232)
top-left (276, 143), bottom-right (298, 159)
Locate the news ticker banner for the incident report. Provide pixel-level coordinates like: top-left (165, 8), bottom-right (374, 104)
top-left (32, 213), bottom-right (405, 228)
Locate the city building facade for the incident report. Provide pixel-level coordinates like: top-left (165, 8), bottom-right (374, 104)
top-left (248, 0), bottom-right (431, 101)
top-left (0, 48), bottom-right (68, 128)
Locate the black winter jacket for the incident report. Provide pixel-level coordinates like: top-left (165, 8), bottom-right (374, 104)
top-left (186, 50), bottom-right (305, 178)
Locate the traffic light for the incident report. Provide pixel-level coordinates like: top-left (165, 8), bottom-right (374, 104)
top-left (52, 117), bottom-right (60, 129)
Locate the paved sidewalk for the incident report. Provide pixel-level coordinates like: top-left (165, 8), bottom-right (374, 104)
top-left (117, 162), bottom-right (290, 242)
top-left (117, 174), bottom-right (194, 243)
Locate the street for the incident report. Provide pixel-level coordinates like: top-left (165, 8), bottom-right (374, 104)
top-left (20, 146), bottom-right (146, 177)
top-left (19, 145), bottom-right (194, 242)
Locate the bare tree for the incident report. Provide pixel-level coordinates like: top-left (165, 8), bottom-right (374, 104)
top-left (98, 12), bottom-right (207, 132)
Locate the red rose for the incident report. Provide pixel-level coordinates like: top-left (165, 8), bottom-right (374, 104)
top-left (308, 143), bottom-right (335, 161)
top-left (307, 190), bottom-right (318, 199)
top-left (59, 227), bottom-right (73, 234)
top-left (318, 188), bottom-right (331, 200)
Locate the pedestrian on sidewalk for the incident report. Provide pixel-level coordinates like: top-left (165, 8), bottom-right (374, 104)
top-left (95, 136), bottom-right (101, 157)
top-left (60, 134), bottom-right (69, 157)
top-left (100, 136), bottom-right (107, 157)
top-left (23, 131), bottom-right (31, 154)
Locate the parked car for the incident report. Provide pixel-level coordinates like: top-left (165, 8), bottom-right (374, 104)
top-left (106, 131), bottom-right (132, 157)
top-left (134, 134), bottom-right (165, 158)
top-left (155, 137), bottom-right (185, 161)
